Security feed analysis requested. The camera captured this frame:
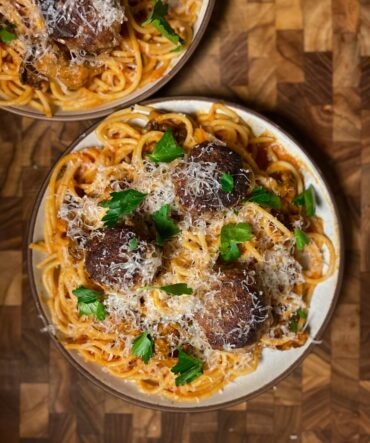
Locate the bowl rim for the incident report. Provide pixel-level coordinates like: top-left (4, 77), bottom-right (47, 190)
top-left (27, 96), bottom-right (345, 412)
top-left (1, 0), bottom-right (216, 122)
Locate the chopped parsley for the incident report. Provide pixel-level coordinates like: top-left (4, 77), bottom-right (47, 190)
top-left (293, 184), bottom-right (316, 217)
top-left (147, 128), bottom-right (185, 163)
top-left (141, 283), bottom-right (193, 295)
top-left (99, 190), bottom-right (147, 227)
top-left (171, 348), bottom-right (203, 386)
top-left (0, 25), bottom-right (17, 45)
top-left (132, 332), bottom-right (154, 364)
top-left (128, 237), bottom-right (139, 251)
top-left (142, 0), bottom-right (184, 46)
top-left (159, 283), bottom-right (193, 295)
top-left (289, 308), bottom-right (308, 333)
top-left (294, 228), bottom-right (310, 251)
top-left (72, 286), bottom-right (106, 321)
top-left (220, 172), bottom-right (234, 193)
top-left (297, 308), bottom-right (308, 320)
top-left (289, 319), bottom-right (299, 333)
top-left (245, 186), bottom-right (281, 209)
top-left (152, 204), bottom-right (180, 245)
top-left (219, 223), bottom-right (252, 262)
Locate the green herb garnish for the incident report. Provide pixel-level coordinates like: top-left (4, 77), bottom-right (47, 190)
top-left (160, 283), bottom-right (193, 296)
top-left (161, 283), bottom-right (193, 295)
top-left (297, 308), bottom-right (308, 320)
top-left (294, 228), bottom-right (310, 251)
top-left (128, 237), bottom-right (139, 251)
top-left (132, 331), bottom-right (154, 364)
top-left (220, 172), bottom-right (234, 193)
top-left (245, 186), bottom-right (281, 209)
top-left (0, 26), bottom-right (17, 45)
top-left (219, 223), bottom-right (252, 262)
top-left (174, 365), bottom-right (203, 386)
top-left (99, 190), bottom-right (147, 227)
top-left (72, 286), bottom-right (106, 321)
top-left (141, 283), bottom-right (193, 296)
top-left (289, 308), bottom-right (307, 333)
top-left (293, 184), bottom-right (316, 217)
top-left (289, 320), bottom-right (299, 333)
top-left (147, 128), bottom-right (185, 163)
top-left (143, 0), bottom-right (184, 46)
top-left (171, 348), bottom-right (203, 386)
top-left (152, 204), bottom-right (180, 245)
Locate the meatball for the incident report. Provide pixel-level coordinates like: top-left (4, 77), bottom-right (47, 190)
top-left (20, 42), bottom-right (92, 90)
top-left (38, 0), bottom-right (125, 53)
top-left (195, 267), bottom-right (270, 350)
top-left (20, 56), bottom-right (48, 89)
top-left (173, 142), bottom-right (251, 215)
top-left (85, 226), bottom-right (162, 292)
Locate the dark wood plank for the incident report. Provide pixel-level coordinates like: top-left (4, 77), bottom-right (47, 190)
top-left (217, 411), bottom-right (246, 443)
top-left (160, 413), bottom-right (187, 443)
top-left (104, 414), bottom-right (133, 443)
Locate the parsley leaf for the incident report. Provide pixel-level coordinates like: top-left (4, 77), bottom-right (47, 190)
top-left (289, 320), bottom-right (298, 333)
top-left (297, 308), bottom-right (308, 320)
top-left (142, 0), bottom-right (184, 46)
top-left (171, 349), bottom-right (201, 373)
top-left (245, 186), bottom-right (281, 209)
top-left (171, 348), bottom-right (203, 386)
top-left (159, 283), bottom-right (193, 296)
top-left (99, 190), bottom-right (147, 227)
top-left (289, 308), bottom-right (307, 333)
top-left (219, 223), bottom-right (252, 262)
top-left (293, 184), bottom-right (316, 217)
top-left (175, 365), bottom-right (203, 386)
top-left (294, 228), bottom-right (310, 251)
top-left (152, 204), bottom-right (180, 245)
top-left (72, 286), bottom-right (106, 321)
top-left (132, 331), bottom-right (154, 364)
top-left (128, 237), bottom-right (139, 251)
top-left (220, 172), bottom-right (234, 193)
top-left (0, 26), bottom-right (17, 44)
top-left (147, 129), bottom-right (185, 163)
top-left (140, 283), bottom-right (193, 295)
top-left (79, 301), bottom-right (106, 320)
top-left (294, 194), bottom-right (305, 205)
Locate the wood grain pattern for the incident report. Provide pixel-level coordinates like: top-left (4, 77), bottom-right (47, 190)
top-left (0, 0), bottom-right (367, 441)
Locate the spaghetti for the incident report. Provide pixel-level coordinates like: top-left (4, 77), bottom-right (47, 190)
top-left (31, 103), bottom-right (336, 401)
top-left (0, 0), bottom-right (200, 117)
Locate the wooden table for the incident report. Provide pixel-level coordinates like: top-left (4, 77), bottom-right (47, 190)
top-left (0, 0), bottom-right (368, 441)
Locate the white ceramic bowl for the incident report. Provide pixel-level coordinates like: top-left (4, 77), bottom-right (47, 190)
top-left (3, 2), bottom-right (215, 121)
top-left (27, 98), bottom-right (344, 411)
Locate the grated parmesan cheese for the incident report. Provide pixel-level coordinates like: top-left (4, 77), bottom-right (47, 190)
top-left (59, 192), bottom-right (104, 247)
top-left (258, 243), bottom-right (304, 297)
top-left (133, 160), bottom-right (176, 213)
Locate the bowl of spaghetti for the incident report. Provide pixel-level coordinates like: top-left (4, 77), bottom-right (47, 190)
top-left (28, 97), bottom-right (343, 410)
top-left (0, 0), bottom-right (213, 120)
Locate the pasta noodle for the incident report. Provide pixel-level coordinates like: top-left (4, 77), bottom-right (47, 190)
top-left (0, 0), bottom-right (200, 117)
top-left (31, 103), bottom-right (336, 401)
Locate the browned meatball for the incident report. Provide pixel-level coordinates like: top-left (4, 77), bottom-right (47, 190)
top-left (173, 142), bottom-right (251, 215)
top-left (195, 267), bottom-right (270, 350)
top-left (20, 42), bottom-right (92, 90)
top-left (19, 56), bottom-right (48, 89)
top-left (85, 226), bottom-right (162, 292)
top-left (38, 0), bottom-right (125, 53)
